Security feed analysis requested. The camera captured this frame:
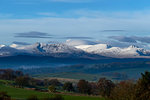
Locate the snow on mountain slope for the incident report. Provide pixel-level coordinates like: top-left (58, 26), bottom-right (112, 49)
top-left (10, 44), bottom-right (19, 48)
top-left (0, 42), bottom-right (150, 58)
top-left (0, 45), bottom-right (23, 56)
top-left (75, 44), bottom-right (150, 58)
top-left (16, 42), bottom-right (83, 54)
top-left (75, 44), bottom-right (111, 52)
top-left (0, 45), bottom-right (6, 48)
top-left (6, 43), bottom-right (88, 58)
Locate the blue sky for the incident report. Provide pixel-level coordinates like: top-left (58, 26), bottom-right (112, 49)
top-left (0, 0), bottom-right (150, 48)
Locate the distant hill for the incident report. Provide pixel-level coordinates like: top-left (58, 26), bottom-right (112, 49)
top-left (21, 61), bottom-right (150, 81)
top-left (0, 42), bottom-right (150, 70)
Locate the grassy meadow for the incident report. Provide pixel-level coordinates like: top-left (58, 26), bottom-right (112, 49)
top-left (0, 84), bottom-right (103, 100)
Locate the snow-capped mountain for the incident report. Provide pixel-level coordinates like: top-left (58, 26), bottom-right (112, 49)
top-left (0, 45), bottom-right (24, 56)
top-left (0, 42), bottom-right (150, 58)
top-left (0, 45), bottom-right (6, 48)
top-left (0, 43), bottom-right (97, 58)
top-left (75, 44), bottom-right (150, 58)
top-left (19, 42), bottom-right (83, 54)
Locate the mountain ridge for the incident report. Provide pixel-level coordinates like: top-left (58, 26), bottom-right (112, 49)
top-left (0, 42), bottom-right (150, 59)
top-left (75, 44), bottom-right (150, 58)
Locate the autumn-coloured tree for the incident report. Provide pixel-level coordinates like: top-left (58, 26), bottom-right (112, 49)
top-left (110, 80), bottom-right (135, 100)
top-left (77, 79), bottom-right (91, 94)
top-left (0, 69), bottom-right (16, 80)
top-left (15, 75), bottom-right (30, 88)
top-left (97, 78), bottom-right (115, 97)
top-left (90, 82), bottom-right (99, 95)
top-left (63, 82), bottom-right (74, 92)
top-left (0, 69), bottom-right (24, 81)
top-left (49, 79), bottom-right (61, 86)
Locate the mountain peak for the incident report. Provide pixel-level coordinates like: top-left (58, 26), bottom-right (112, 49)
top-left (128, 45), bottom-right (139, 48)
top-left (0, 42), bottom-right (150, 58)
top-left (95, 44), bottom-right (112, 49)
top-left (0, 44), bottom-right (6, 48)
top-left (10, 44), bottom-right (18, 48)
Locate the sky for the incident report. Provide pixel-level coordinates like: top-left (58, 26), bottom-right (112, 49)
top-left (1, 0), bottom-right (150, 48)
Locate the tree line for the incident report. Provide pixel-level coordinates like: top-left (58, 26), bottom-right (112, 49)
top-left (0, 69), bottom-right (150, 100)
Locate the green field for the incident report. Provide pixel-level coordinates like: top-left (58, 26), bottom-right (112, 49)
top-left (0, 84), bottom-right (103, 100)
top-left (34, 72), bottom-right (103, 81)
top-left (33, 66), bottom-right (150, 81)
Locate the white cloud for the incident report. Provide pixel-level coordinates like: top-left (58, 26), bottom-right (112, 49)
top-left (65, 39), bottom-right (99, 46)
top-left (69, 9), bottom-right (150, 19)
top-left (0, 14), bottom-right (150, 37)
top-left (109, 36), bottom-right (150, 44)
top-left (1, 9), bottom-right (150, 45)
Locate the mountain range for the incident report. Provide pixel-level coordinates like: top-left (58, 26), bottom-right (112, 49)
top-left (1, 42), bottom-right (150, 59)
top-left (1, 42), bottom-right (150, 69)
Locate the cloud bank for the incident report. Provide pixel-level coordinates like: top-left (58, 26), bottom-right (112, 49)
top-left (109, 36), bottom-right (150, 44)
top-left (14, 31), bottom-right (53, 38)
top-left (12, 41), bottom-right (31, 45)
top-left (65, 39), bottom-right (99, 46)
top-left (109, 36), bottom-right (137, 43)
top-left (101, 30), bottom-right (126, 32)
top-left (63, 37), bottom-right (93, 39)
